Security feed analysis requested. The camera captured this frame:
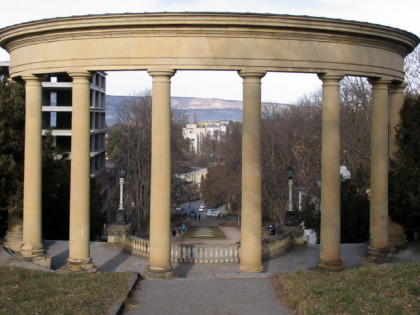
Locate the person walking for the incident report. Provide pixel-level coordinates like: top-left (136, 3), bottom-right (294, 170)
top-left (198, 214), bottom-right (201, 221)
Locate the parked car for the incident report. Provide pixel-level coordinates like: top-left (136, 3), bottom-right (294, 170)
top-left (206, 209), bottom-right (221, 217)
top-left (198, 204), bottom-right (205, 212)
top-left (188, 210), bottom-right (195, 217)
top-left (176, 206), bottom-right (182, 211)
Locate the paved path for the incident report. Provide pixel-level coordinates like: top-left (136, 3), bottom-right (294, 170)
top-left (125, 277), bottom-right (293, 315)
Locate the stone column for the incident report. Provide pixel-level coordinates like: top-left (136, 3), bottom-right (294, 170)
top-left (362, 78), bottom-right (392, 265)
top-left (20, 75), bottom-right (50, 268)
top-left (316, 74), bottom-right (344, 271)
top-left (146, 69), bottom-right (176, 279)
top-left (239, 70), bottom-right (265, 274)
top-left (388, 82), bottom-right (407, 252)
top-left (66, 72), bottom-right (94, 271)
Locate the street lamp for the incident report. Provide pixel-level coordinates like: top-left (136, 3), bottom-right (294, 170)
top-left (115, 168), bottom-right (127, 225)
top-left (287, 166), bottom-right (294, 212)
top-left (285, 166), bottom-right (297, 226)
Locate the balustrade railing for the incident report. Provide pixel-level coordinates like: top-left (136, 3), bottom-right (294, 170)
top-left (170, 243), bottom-right (239, 263)
top-left (123, 230), bottom-right (291, 263)
top-left (123, 231), bottom-right (150, 257)
top-left (261, 231), bottom-right (292, 261)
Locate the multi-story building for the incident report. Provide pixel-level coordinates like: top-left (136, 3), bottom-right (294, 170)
top-left (205, 122), bottom-right (227, 139)
top-left (41, 72), bottom-right (108, 194)
top-left (182, 123), bottom-right (206, 154)
top-left (182, 121), bottom-right (228, 154)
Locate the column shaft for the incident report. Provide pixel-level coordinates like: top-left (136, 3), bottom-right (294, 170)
top-left (147, 70), bottom-right (175, 279)
top-left (239, 71), bottom-right (265, 273)
top-left (317, 74), bottom-right (344, 271)
top-left (365, 78), bottom-right (391, 264)
top-left (21, 76), bottom-right (45, 258)
top-left (67, 72), bottom-right (94, 271)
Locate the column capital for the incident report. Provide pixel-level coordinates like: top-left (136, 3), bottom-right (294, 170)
top-left (21, 74), bottom-right (44, 84)
top-left (317, 73), bottom-right (344, 83)
top-left (68, 71), bottom-right (92, 81)
top-left (389, 81), bottom-right (408, 94)
top-left (238, 70), bottom-right (266, 79)
top-left (147, 69), bottom-right (176, 78)
top-left (367, 77), bottom-right (393, 88)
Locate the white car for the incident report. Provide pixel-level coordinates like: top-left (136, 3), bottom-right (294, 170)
top-left (206, 209), bottom-right (221, 217)
top-left (198, 205), bottom-right (205, 212)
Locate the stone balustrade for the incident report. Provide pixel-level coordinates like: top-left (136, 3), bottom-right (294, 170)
top-left (122, 230), bottom-right (292, 264)
top-left (123, 231), bottom-right (151, 257)
top-left (170, 243), bottom-right (239, 264)
top-left (261, 231), bottom-right (293, 261)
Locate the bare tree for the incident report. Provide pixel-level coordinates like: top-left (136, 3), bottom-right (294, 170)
top-left (405, 44), bottom-right (420, 96)
top-left (201, 121), bottom-right (242, 211)
top-left (340, 76), bottom-right (372, 188)
top-left (261, 94), bottom-right (322, 224)
top-left (107, 90), bottom-right (191, 236)
top-left (107, 91), bottom-right (152, 235)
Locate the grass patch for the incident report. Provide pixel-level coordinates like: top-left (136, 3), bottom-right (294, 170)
top-left (183, 226), bottom-right (226, 239)
top-left (0, 266), bottom-right (133, 314)
top-left (272, 263), bottom-right (420, 314)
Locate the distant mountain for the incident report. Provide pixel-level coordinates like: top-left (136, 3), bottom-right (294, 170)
top-left (105, 95), bottom-right (289, 126)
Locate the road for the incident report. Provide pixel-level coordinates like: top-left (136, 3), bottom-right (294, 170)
top-left (173, 200), bottom-right (227, 225)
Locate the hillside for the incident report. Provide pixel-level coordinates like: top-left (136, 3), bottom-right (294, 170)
top-left (105, 95), bottom-right (289, 125)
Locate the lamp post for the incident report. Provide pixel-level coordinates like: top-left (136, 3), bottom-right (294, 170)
top-left (285, 166), bottom-right (296, 226)
top-left (287, 166), bottom-right (294, 212)
top-left (115, 168), bottom-right (127, 225)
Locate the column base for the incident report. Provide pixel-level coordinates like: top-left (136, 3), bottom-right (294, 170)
top-left (19, 243), bottom-right (51, 269)
top-left (66, 257), bottom-right (97, 273)
top-left (145, 265), bottom-right (175, 279)
top-left (239, 264), bottom-right (264, 274)
top-left (360, 246), bottom-right (391, 266)
top-left (388, 221), bottom-right (407, 253)
top-left (316, 259), bottom-right (344, 272)
top-left (3, 229), bottom-right (23, 252)
top-left (389, 234), bottom-right (407, 253)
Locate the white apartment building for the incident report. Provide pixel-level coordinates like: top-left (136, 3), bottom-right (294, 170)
top-left (182, 124), bottom-right (206, 154)
top-left (182, 122), bottom-right (228, 154)
top-left (206, 123), bottom-right (227, 139)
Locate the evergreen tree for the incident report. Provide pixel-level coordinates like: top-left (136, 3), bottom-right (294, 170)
top-left (41, 130), bottom-right (104, 240)
top-left (41, 131), bottom-right (71, 240)
top-left (0, 76), bottom-right (25, 225)
top-left (389, 96), bottom-right (420, 232)
top-left (340, 180), bottom-right (369, 243)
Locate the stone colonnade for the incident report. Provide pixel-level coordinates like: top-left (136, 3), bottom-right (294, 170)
top-left (18, 69), bottom-right (406, 274)
top-left (1, 13), bottom-right (417, 275)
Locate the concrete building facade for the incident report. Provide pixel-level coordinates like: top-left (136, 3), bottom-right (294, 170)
top-left (182, 122), bottom-right (227, 154)
top-left (182, 124), bottom-right (206, 154)
top-left (0, 12), bottom-right (418, 276)
top-left (41, 72), bottom-right (107, 192)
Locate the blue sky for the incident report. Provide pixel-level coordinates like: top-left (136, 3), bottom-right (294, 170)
top-left (1, 0), bottom-right (418, 102)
